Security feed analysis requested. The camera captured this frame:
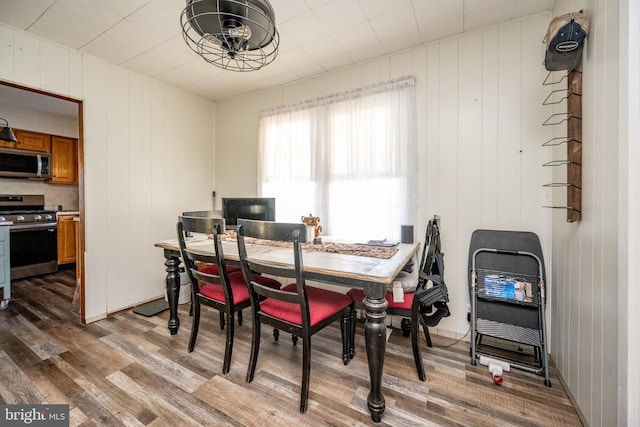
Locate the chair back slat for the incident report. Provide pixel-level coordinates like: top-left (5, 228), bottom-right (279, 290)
top-left (180, 215), bottom-right (225, 235)
top-left (190, 267), bottom-right (224, 286)
top-left (239, 218), bottom-right (308, 242)
top-left (186, 248), bottom-right (219, 265)
top-left (250, 283), bottom-right (300, 303)
top-left (244, 260), bottom-right (296, 280)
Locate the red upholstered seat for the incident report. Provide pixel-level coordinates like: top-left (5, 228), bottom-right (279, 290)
top-left (263, 284), bottom-right (353, 327)
top-left (347, 288), bottom-right (414, 311)
top-left (200, 271), bottom-right (280, 304)
top-left (199, 263), bottom-right (240, 275)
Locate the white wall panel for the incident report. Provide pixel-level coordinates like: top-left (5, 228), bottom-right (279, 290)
top-left (521, 15), bottom-right (554, 245)
top-left (622, 0), bottom-right (640, 423)
top-left (105, 66), bottom-right (131, 312)
top-left (456, 33), bottom-right (483, 327)
top-left (40, 42), bottom-right (69, 94)
top-left (68, 49), bottom-right (83, 99)
top-left (480, 29), bottom-right (499, 228)
top-left (435, 38), bottom-right (461, 334)
top-left (82, 55), bottom-right (110, 320)
top-left (425, 44), bottom-right (441, 218)
top-left (0, 25), bottom-right (14, 80)
top-left (13, 31), bottom-right (40, 87)
top-left (496, 22), bottom-right (523, 230)
top-left (411, 46), bottom-right (428, 241)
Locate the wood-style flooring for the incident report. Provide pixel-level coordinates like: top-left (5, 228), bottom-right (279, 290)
top-left (0, 270), bottom-right (582, 426)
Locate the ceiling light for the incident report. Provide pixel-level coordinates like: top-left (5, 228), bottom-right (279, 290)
top-left (0, 118), bottom-right (17, 142)
top-left (181, 0), bottom-right (279, 72)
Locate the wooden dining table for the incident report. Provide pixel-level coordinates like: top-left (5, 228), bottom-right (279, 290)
top-left (155, 236), bottom-right (420, 423)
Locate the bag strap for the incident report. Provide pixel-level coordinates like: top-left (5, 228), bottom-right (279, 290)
top-left (413, 217), bottom-right (451, 328)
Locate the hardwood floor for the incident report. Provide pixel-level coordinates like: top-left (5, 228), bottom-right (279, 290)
top-left (0, 270), bottom-right (582, 426)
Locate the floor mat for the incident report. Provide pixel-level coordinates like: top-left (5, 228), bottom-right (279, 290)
top-left (133, 299), bottom-right (169, 317)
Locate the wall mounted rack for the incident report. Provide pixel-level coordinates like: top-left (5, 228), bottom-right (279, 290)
top-left (541, 65), bottom-right (582, 222)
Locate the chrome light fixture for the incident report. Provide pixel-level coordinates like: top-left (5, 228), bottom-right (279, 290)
top-left (0, 117), bottom-right (17, 142)
top-left (181, 0), bottom-right (279, 72)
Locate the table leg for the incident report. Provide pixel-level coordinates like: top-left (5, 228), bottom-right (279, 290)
top-left (164, 249), bottom-right (181, 335)
top-left (363, 286), bottom-right (388, 423)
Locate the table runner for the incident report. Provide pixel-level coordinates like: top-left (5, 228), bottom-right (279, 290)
top-left (219, 230), bottom-right (398, 259)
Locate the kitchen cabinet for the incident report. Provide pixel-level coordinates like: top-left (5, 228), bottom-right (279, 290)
top-left (51, 136), bottom-right (78, 184)
top-left (12, 129), bottom-right (52, 152)
top-left (57, 214), bottom-right (77, 265)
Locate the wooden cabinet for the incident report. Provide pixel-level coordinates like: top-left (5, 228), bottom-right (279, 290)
top-left (57, 215), bottom-right (77, 265)
top-left (51, 136), bottom-right (78, 184)
top-left (13, 129), bottom-right (51, 152)
top-left (1, 128), bottom-right (78, 185)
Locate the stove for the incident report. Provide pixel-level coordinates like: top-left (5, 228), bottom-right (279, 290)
top-left (0, 195), bottom-right (57, 225)
top-left (0, 194), bottom-right (58, 279)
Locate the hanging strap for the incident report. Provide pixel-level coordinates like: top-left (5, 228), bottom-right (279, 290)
top-left (415, 251), bottom-right (450, 327)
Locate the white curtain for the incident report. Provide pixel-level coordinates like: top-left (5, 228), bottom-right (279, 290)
top-left (258, 76), bottom-right (417, 242)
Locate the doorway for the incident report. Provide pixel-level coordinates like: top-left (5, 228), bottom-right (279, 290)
top-left (0, 81), bottom-right (85, 321)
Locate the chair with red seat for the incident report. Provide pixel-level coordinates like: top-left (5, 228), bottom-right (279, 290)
top-left (177, 215), bottom-right (281, 374)
top-left (180, 211), bottom-right (242, 325)
top-left (236, 219), bottom-right (355, 413)
top-left (347, 215), bottom-right (450, 381)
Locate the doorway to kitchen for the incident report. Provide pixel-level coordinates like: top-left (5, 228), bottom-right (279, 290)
top-left (0, 81), bottom-right (85, 321)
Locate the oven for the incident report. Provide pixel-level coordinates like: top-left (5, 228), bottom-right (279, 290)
top-left (0, 195), bottom-right (58, 280)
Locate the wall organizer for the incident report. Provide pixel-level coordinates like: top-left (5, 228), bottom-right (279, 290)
top-left (541, 63), bottom-right (582, 223)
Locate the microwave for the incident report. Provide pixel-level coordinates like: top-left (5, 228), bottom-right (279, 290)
top-left (0, 147), bottom-right (52, 179)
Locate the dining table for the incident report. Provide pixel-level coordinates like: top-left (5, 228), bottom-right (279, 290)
top-left (155, 234), bottom-right (420, 423)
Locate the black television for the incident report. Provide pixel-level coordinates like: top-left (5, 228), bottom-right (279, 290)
top-left (222, 197), bottom-right (276, 228)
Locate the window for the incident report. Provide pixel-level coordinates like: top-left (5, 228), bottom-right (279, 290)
top-left (258, 77), bottom-right (417, 242)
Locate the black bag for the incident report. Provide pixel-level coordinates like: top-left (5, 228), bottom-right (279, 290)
top-left (415, 225), bottom-right (450, 328)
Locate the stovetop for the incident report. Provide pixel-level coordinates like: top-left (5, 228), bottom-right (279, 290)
top-left (0, 210), bottom-right (57, 224)
top-left (0, 195), bottom-right (56, 224)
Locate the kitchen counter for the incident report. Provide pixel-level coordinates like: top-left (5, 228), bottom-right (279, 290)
top-left (56, 211), bottom-right (80, 217)
top-left (0, 221), bottom-right (13, 226)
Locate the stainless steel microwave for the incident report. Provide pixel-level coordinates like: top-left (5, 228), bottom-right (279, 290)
top-left (0, 147), bottom-right (52, 179)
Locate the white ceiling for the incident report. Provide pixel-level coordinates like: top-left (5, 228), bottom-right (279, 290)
top-left (0, 0), bottom-right (555, 104)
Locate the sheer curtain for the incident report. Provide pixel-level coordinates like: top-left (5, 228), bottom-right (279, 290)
top-left (258, 76), bottom-right (417, 242)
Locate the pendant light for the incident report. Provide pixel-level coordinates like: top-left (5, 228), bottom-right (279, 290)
top-left (0, 118), bottom-right (17, 142)
top-left (181, 0), bottom-right (279, 72)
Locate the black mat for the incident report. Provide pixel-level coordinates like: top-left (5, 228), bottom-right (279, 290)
top-left (133, 299), bottom-right (169, 317)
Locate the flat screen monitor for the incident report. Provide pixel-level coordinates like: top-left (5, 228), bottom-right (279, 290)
top-left (222, 197), bottom-right (275, 228)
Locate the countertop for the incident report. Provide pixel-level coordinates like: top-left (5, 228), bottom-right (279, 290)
top-left (56, 211), bottom-right (80, 217)
top-left (0, 221), bottom-right (13, 226)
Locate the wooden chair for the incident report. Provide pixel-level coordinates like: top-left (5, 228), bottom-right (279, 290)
top-left (347, 215), bottom-right (449, 381)
top-left (236, 219), bottom-right (355, 413)
top-left (177, 215), bottom-right (281, 374)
